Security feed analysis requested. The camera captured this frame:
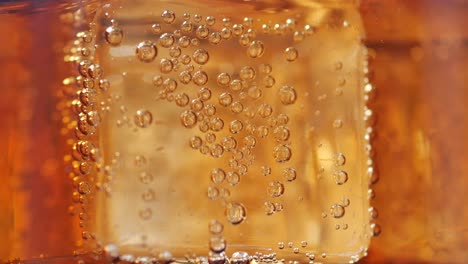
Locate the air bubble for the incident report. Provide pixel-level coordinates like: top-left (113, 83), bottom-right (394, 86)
top-left (209, 219), bottom-right (224, 234)
top-left (273, 126), bottom-right (290, 142)
top-left (134, 110), bottom-right (153, 128)
top-left (219, 93), bottom-right (233, 107)
top-left (229, 120), bottom-right (243, 134)
top-left (334, 170), bottom-right (348, 185)
top-left (87, 64), bottom-right (102, 79)
top-left (264, 202), bottom-right (275, 215)
top-left (247, 86), bottom-right (262, 100)
top-left (273, 145), bottom-right (292, 163)
top-left (217, 73), bottom-right (231, 86)
top-left (151, 23), bottom-right (161, 34)
top-left (209, 32), bottom-right (222, 44)
top-left (211, 168), bottom-right (226, 184)
top-left (193, 49), bottom-right (210, 65)
top-left (175, 93), bottom-right (190, 107)
top-left (179, 70), bottom-right (192, 84)
top-left (179, 36), bottom-right (191, 48)
top-left (336, 153), bottom-right (346, 166)
top-left (140, 172), bottom-right (154, 184)
top-left (330, 204), bottom-right (345, 218)
top-left (159, 33), bottom-right (175, 48)
top-left (142, 189), bottom-right (156, 201)
top-left (211, 144), bottom-right (224, 158)
top-left (225, 202), bottom-right (246, 224)
top-left (282, 168), bottom-right (297, 181)
top-left (78, 60), bottom-right (91, 77)
top-left (284, 47), bottom-right (298, 62)
top-left (158, 251), bottom-right (173, 264)
top-left (333, 119), bottom-right (343, 128)
top-left (193, 14), bottom-right (202, 22)
top-left (301, 241), bottom-right (307, 248)
top-left (278, 242), bottom-right (285, 249)
top-left (228, 80), bottom-right (242, 92)
top-left (274, 202), bottom-right (283, 212)
top-left (278, 85), bottom-right (297, 105)
top-left (232, 24), bottom-right (244, 35)
top-left (78, 181), bottom-right (91, 194)
top-left (79, 88), bottom-right (96, 106)
top-left (221, 27), bottom-right (232, 39)
top-left (79, 162), bottom-right (91, 175)
top-left (230, 101), bottom-right (244, 114)
top-left (247, 40), bottom-right (265, 58)
top-left (263, 75), bottom-right (275, 88)
top-left (86, 111), bottom-right (101, 127)
top-left (210, 117), bottom-right (224, 131)
top-left (256, 126), bottom-right (269, 138)
top-left (162, 79), bottom-right (177, 93)
top-left (99, 79), bottom-right (110, 91)
top-left (207, 186), bottom-right (219, 200)
top-left (191, 38), bottom-right (200, 46)
top-left (161, 10), bottom-right (176, 24)
top-left (192, 70), bottom-right (208, 86)
top-left (221, 136), bottom-right (237, 151)
top-left (204, 104), bottom-right (217, 116)
top-left (240, 66), bottom-right (256, 80)
top-left (136, 41), bottom-right (157, 62)
top-left (153, 76), bottom-right (163, 87)
top-left (268, 181), bottom-right (284, 197)
top-left (181, 21), bottom-right (193, 32)
top-left (159, 58), bottom-right (174, 73)
top-left (198, 87), bottom-right (212, 101)
top-left (196, 25), bottom-right (210, 39)
top-left (227, 171), bottom-right (240, 186)
top-left (180, 110), bottom-right (197, 128)
top-left (293, 31), bottom-right (305, 42)
top-left (105, 26), bottom-right (123, 46)
top-left (243, 135), bottom-right (256, 148)
top-left (209, 237), bottom-right (226, 253)
top-left (258, 104), bottom-right (273, 118)
top-left (190, 99), bottom-right (204, 112)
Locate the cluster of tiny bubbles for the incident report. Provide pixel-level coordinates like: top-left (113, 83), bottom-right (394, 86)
top-left (136, 40), bottom-right (158, 62)
top-left (330, 204), bottom-right (346, 218)
top-left (225, 202), bottom-right (246, 224)
top-left (133, 109), bottom-right (153, 128)
top-left (334, 170), bottom-right (348, 185)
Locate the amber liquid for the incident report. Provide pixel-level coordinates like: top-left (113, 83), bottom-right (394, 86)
top-left (73, 0), bottom-right (370, 263)
top-left (1, 0), bottom-right (467, 263)
top-left (361, 0), bottom-right (468, 263)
